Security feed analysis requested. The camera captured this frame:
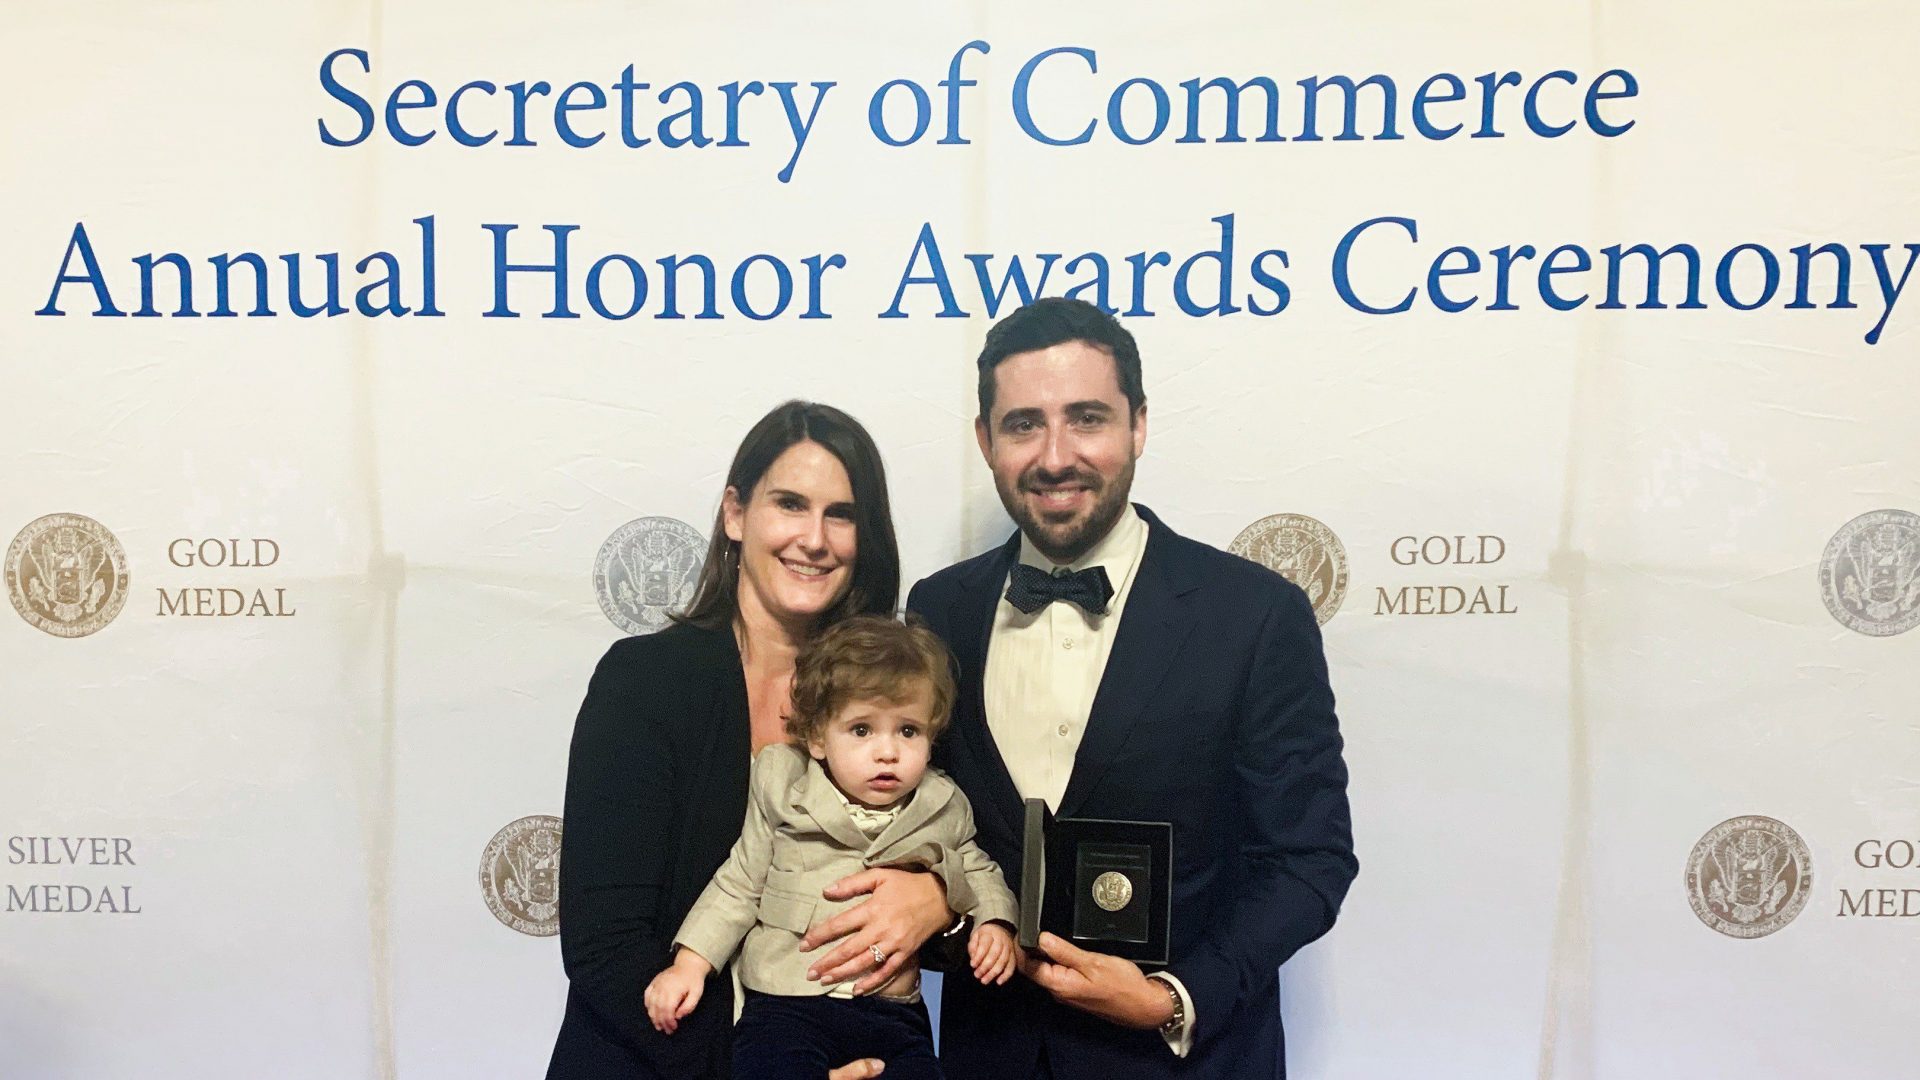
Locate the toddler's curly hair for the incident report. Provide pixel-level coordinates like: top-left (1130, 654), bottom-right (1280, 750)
top-left (785, 615), bottom-right (956, 746)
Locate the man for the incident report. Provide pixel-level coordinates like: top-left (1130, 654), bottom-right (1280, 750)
top-left (906, 297), bottom-right (1357, 1079)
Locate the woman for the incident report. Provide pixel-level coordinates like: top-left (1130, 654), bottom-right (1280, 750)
top-left (547, 401), bottom-right (957, 1079)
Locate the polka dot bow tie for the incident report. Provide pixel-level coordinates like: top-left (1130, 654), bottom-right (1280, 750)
top-left (1005, 562), bottom-right (1114, 616)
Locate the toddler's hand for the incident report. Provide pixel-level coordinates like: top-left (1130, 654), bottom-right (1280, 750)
top-left (643, 950), bottom-right (713, 1033)
top-left (969, 920), bottom-right (1017, 985)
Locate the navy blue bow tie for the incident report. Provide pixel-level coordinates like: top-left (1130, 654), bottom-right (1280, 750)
top-left (1005, 562), bottom-right (1114, 616)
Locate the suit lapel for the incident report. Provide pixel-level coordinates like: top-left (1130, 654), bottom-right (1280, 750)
top-left (945, 533), bottom-right (1026, 843)
top-left (789, 756), bottom-right (876, 852)
top-left (867, 771), bottom-right (955, 857)
top-left (1056, 508), bottom-right (1202, 819)
top-left (686, 625), bottom-right (751, 882)
top-left (789, 758), bottom-right (957, 859)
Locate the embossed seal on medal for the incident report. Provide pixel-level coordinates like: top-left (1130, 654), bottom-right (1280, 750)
top-left (1091, 871), bottom-right (1133, 913)
top-left (1819, 509), bottom-right (1920, 637)
top-left (1684, 815), bottom-right (1812, 939)
top-left (594, 516), bottom-right (706, 635)
top-left (1229, 513), bottom-right (1348, 624)
top-left (480, 815), bottom-right (563, 937)
top-left (6, 513), bottom-right (131, 638)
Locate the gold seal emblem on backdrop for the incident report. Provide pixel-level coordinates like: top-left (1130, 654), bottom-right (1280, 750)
top-left (1229, 513), bottom-right (1348, 624)
top-left (6, 513), bottom-right (130, 638)
top-left (480, 815), bottom-right (563, 937)
top-left (1684, 815), bottom-right (1813, 939)
top-left (1090, 871), bottom-right (1133, 913)
top-left (594, 516), bottom-right (707, 635)
top-left (1819, 509), bottom-right (1920, 636)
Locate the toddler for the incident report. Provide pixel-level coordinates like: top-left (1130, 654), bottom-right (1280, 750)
top-left (644, 615), bottom-right (1018, 1079)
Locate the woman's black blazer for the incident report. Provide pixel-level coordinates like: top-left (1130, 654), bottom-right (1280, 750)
top-left (546, 621), bottom-right (751, 1079)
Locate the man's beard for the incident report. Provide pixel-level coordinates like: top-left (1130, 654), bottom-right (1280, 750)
top-left (996, 456), bottom-right (1136, 565)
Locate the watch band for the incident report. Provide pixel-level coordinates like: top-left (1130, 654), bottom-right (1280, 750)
top-left (1146, 973), bottom-right (1185, 1036)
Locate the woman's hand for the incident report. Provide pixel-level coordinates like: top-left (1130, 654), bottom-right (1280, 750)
top-left (798, 867), bottom-right (951, 994)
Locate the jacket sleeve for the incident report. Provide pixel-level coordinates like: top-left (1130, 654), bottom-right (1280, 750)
top-left (554, 639), bottom-right (690, 1055)
top-left (905, 579), bottom-right (954, 772)
top-left (905, 578), bottom-right (980, 973)
top-left (672, 752), bottom-right (779, 969)
top-left (904, 578), bottom-right (940, 638)
top-left (950, 812), bottom-right (1020, 930)
top-left (918, 792), bottom-right (1019, 928)
top-left (1167, 579), bottom-right (1358, 1054)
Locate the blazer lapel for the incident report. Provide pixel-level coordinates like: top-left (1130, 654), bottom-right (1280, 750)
top-left (867, 771), bottom-right (955, 858)
top-left (789, 757), bottom-right (876, 852)
top-left (1056, 508), bottom-right (1202, 820)
top-left (944, 533), bottom-right (1026, 843)
top-left (682, 625), bottom-right (751, 889)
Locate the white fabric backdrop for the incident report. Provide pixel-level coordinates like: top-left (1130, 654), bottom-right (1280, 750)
top-left (4, 3), bottom-right (1916, 1078)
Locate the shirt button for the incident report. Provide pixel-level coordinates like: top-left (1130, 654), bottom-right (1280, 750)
top-left (1062, 638), bottom-right (1074, 650)
top-left (1057, 724), bottom-right (1070, 737)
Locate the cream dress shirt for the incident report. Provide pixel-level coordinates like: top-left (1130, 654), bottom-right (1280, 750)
top-left (980, 505), bottom-right (1195, 1055)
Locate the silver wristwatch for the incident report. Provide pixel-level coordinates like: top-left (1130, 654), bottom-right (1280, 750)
top-left (1146, 973), bottom-right (1186, 1038)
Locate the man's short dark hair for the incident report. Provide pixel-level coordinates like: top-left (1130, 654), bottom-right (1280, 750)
top-left (975, 297), bottom-right (1145, 422)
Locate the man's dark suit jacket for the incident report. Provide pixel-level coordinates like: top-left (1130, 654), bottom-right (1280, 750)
top-left (547, 621), bottom-right (750, 1080)
top-left (907, 505), bottom-right (1357, 1080)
